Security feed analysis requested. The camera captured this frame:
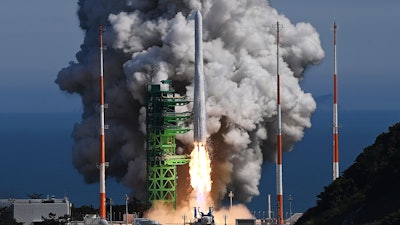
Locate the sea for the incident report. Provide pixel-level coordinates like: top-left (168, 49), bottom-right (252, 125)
top-left (0, 112), bottom-right (131, 207)
top-left (0, 109), bottom-right (399, 215)
top-left (247, 108), bottom-right (400, 218)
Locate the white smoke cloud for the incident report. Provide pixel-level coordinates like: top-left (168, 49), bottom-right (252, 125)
top-left (56, 0), bottom-right (323, 205)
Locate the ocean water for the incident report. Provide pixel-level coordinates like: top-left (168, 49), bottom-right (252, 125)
top-left (0, 112), bottom-right (130, 207)
top-left (0, 110), bottom-right (399, 213)
top-left (247, 108), bottom-right (400, 217)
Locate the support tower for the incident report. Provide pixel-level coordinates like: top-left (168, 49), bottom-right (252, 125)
top-left (98, 26), bottom-right (108, 223)
top-left (274, 21), bottom-right (284, 225)
top-left (333, 22), bottom-right (340, 180)
top-left (146, 80), bottom-right (191, 208)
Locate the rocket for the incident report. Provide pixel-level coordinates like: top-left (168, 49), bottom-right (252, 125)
top-left (193, 10), bottom-right (207, 144)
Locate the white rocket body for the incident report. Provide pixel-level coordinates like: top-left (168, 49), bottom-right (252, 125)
top-left (194, 10), bottom-right (207, 143)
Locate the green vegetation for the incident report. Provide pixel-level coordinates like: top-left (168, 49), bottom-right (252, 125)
top-left (69, 197), bottom-right (146, 221)
top-left (27, 193), bottom-right (44, 199)
top-left (0, 197), bottom-right (146, 224)
top-left (39, 213), bottom-right (70, 225)
top-left (0, 207), bottom-right (22, 225)
top-left (296, 123), bottom-right (400, 225)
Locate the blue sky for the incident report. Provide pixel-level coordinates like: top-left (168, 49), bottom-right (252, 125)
top-left (0, 1), bottom-right (400, 113)
top-left (1, 0), bottom-right (400, 212)
top-left (0, 0), bottom-right (82, 113)
top-left (270, 0), bottom-right (400, 110)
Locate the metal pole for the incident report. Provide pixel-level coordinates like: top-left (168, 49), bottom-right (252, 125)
top-left (268, 194), bottom-right (271, 219)
top-left (125, 194), bottom-right (129, 225)
top-left (98, 25), bottom-right (108, 222)
top-left (228, 191), bottom-right (234, 210)
top-left (333, 21), bottom-right (340, 180)
top-left (288, 194), bottom-right (292, 225)
top-left (109, 198), bottom-right (113, 225)
top-left (273, 21), bottom-right (284, 225)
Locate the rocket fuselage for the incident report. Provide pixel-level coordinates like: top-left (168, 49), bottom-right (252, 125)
top-left (194, 10), bottom-right (207, 143)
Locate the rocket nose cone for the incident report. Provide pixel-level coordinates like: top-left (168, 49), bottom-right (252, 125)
top-left (195, 9), bottom-right (202, 20)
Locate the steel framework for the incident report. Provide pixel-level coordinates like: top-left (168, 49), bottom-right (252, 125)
top-left (146, 80), bottom-right (191, 208)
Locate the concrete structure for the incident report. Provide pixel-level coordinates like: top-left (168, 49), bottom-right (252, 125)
top-left (1, 196), bottom-right (71, 225)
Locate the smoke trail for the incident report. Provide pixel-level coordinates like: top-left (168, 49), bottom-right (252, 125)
top-left (56, 0), bottom-right (324, 204)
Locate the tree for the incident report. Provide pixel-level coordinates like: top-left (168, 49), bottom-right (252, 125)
top-left (27, 193), bottom-right (44, 199)
top-left (0, 207), bottom-right (22, 225)
top-left (40, 213), bottom-right (71, 225)
top-left (71, 205), bottom-right (97, 221)
top-left (295, 123), bottom-right (400, 225)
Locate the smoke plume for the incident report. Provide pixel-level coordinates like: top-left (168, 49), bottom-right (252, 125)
top-left (56, 0), bottom-right (324, 205)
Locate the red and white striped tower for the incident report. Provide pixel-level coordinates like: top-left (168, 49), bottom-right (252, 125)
top-left (333, 22), bottom-right (339, 180)
top-left (274, 21), bottom-right (284, 225)
top-left (99, 25), bottom-right (107, 221)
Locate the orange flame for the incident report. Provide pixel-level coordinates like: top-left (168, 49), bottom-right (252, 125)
top-left (189, 142), bottom-right (212, 207)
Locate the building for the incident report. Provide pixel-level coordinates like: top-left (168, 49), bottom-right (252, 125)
top-left (1, 196), bottom-right (71, 225)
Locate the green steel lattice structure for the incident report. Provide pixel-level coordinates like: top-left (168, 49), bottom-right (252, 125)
top-left (146, 80), bottom-right (191, 208)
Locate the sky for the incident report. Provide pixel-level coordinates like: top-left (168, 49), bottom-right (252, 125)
top-left (0, 0), bottom-right (82, 113)
top-left (1, 1), bottom-right (399, 113)
top-left (270, 0), bottom-right (400, 111)
top-left (1, 0), bottom-right (400, 214)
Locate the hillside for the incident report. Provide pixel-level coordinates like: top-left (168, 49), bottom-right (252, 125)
top-left (295, 123), bottom-right (400, 225)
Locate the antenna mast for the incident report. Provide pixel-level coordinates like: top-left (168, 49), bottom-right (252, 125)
top-left (333, 22), bottom-right (339, 180)
top-left (274, 21), bottom-right (284, 225)
top-left (99, 25), bottom-right (108, 222)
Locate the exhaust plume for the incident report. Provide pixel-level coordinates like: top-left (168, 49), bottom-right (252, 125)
top-left (56, 0), bottom-right (324, 205)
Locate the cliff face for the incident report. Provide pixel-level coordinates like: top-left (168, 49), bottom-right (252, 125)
top-left (296, 123), bottom-right (400, 225)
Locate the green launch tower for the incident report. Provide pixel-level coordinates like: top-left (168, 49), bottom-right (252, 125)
top-left (145, 80), bottom-right (191, 208)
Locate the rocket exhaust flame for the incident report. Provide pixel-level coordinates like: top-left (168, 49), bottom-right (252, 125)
top-left (189, 143), bottom-right (212, 208)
